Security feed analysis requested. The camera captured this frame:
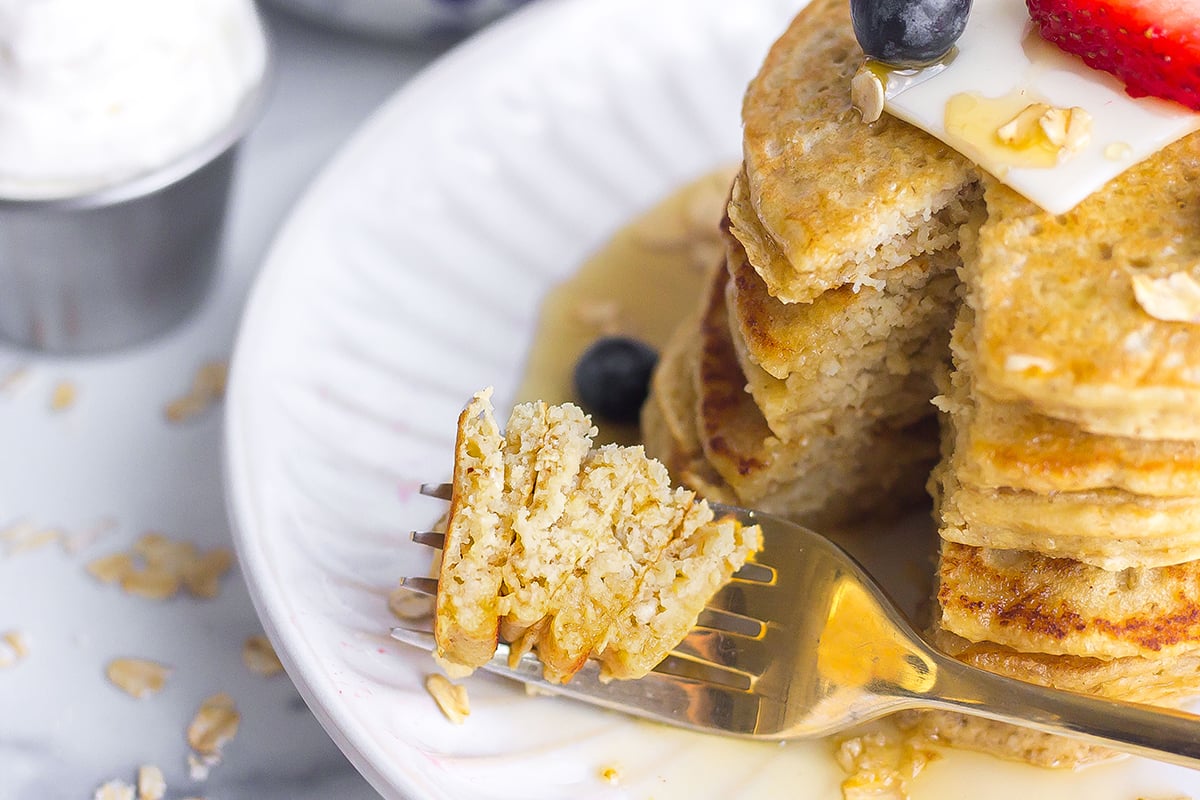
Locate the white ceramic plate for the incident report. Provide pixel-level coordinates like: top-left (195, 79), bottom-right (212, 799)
top-left (224, 0), bottom-right (1200, 797)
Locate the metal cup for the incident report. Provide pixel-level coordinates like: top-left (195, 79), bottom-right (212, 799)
top-left (0, 71), bottom-right (268, 354)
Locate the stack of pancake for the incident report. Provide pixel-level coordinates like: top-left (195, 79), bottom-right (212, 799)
top-left (643, 0), bottom-right (1200, 766)
top-left (643, 0), bottom-right (977, 528)
top-left (926, 151), bottom-right (1200, 764)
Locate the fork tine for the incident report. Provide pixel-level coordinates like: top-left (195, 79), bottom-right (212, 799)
top-left (672, 628), bottom-right (774, 678)
top-left (732, 561), bottom-right (776, 583)
top-left (651, 654), bottom-right (753, 691)
top-left (411, 531), bottom-right (446, 549)
top-left (420, 482), bottom-right (453, 500)
top-left (390, 626), bottom-right (766, 735)
top-left (704, 577), bottom-right (782, 623)
top-left (695, 607), bottom-right (765, 638)
top-left (399, 576), bottom-right (439, 596)
top-left (390, 624), bottom-right (437, 651)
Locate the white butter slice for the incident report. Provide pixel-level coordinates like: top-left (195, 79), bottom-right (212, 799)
top-left (883, 0), bottom-right (1200, 214)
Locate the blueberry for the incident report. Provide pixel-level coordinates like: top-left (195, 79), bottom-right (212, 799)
top-left (573, 336), bottom-right (659, 424)
top-left (850, 0), bottom-right (972, 67)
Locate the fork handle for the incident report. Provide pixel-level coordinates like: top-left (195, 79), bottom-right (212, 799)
top-left (919, 649), bottom-right (1200, 769)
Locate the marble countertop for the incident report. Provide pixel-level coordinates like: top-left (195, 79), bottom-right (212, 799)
top-left (0, 10), bottom-right (446, 799)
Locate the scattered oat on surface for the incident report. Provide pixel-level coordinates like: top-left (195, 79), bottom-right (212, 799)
top-left (87, 534), bottom-right (232, 601)
top-left (5, 630), bottom-right (29, 657)
top-left (121, 567), bottom-right (182, 600)
top-left (9, 527), bottom-right (59, 554)
top-left (1132, 272), bottom-right (1200, 323)
top-left (136, 765), bottom-right (166, 800)
top-left (165, 360), bottom-right (227, 424)
top-left (62, 517), bottom-right (119, 555)
top-left (388, 585), bottom-right (435, 622)
top-left (134, 532), bottom-right (197, 570)
top-left (106, 658), bottom-right (171, 699)
top-left (835, 727), bottom-right (938, 800)
top-left (187, 692), bottom-right (240, 756)
top-left (242, 635), bottom-right (284, 677)
top-left (0, 365), bottom-right (28, 394)
top-left (425, 674), bottom-right (470, 724)
top-left (187, 752), bottom-right (219, 782)
top-left (599, 765), bottom-right (621, 785)
top-left (93, 780), bottom-right (135, 800)
top-left (0, 630), bottom-right (29, 668)
top-left (87, 553), bottom-right (137, 584)
top-left (1, 520), bottom-right (61, 556)
top-left (49, 380), bottom-right (77, 411)
top-left (181, 548), bottom-right (233, 599)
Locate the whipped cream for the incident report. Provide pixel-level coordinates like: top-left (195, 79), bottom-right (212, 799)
top-left (0, 0), bottom-right (267, 200)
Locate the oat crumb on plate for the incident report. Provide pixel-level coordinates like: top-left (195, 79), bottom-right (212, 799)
top-left (835, 726), bottom-right (938, 800)
top-left (425, 673), bottom-right (470, 724)
top-left (388, 585), bottom-right (435, 621)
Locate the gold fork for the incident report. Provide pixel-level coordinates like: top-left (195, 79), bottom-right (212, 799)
top-left (392, 484), bottom-right (1200, 767)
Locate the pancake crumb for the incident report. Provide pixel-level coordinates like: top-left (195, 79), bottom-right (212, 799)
top-left (426, 674), bottom-right (470, 724)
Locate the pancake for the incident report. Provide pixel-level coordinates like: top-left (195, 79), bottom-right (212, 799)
top-left (968, 146), bottom-right (1200, 440)
top-left (932, 624), bottom-right (1200, 704)
top-left (938, 541), bottom-right (1200, 660)
top-left (436, 389), bottom-right (510, 672)
top-left (937, 464), bottom-right (1200, 570)
top-left (936, 310), bottom-right (1200, 569)
top-left (736, 0), bottom-right (977, 303)
top-left (534, 447), bottom-right (693, 682)
top-left (728, 228), bottom-right (963, 382)
top-left (695, 255), bottom-right (935, 527)
top-left (597, 509), bottom-right (760, 680)
top-left (944, 351), bottom-right (1200, 498)
top-left (640, 293), bottom-right (736, 504)
top-left (645, 0), bottom-right (1200, 767)
top-left (728, 165), bottom-right (976, 304)
top-left (727, 230), bottom-right (958, 443)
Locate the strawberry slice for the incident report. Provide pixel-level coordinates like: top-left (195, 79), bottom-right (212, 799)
top-left (1026, 0), bottom-right (1200, 111)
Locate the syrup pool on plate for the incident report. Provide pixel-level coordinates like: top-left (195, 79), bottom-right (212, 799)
top-left (515, 166), bottom-right (736, 444)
